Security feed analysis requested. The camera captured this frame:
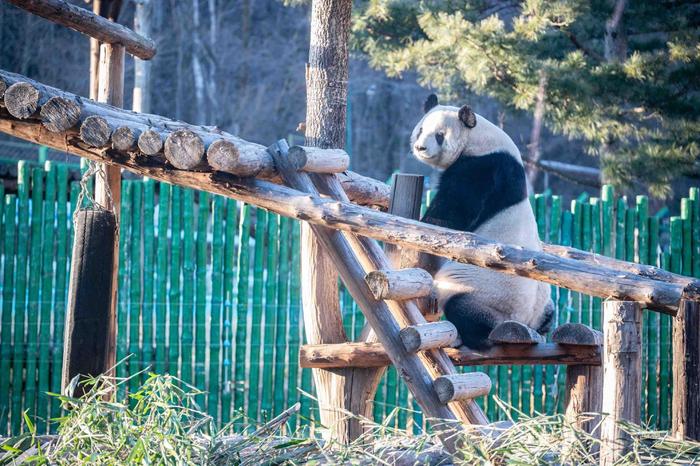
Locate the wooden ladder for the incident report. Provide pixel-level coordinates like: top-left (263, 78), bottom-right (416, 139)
top-left (269, 140), bottom-right (490, 452)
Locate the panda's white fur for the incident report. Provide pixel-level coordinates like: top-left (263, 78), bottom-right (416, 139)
top-left (411, 97), bottom-right (552, 348)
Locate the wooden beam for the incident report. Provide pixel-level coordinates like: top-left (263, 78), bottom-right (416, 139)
top-left (6, 0), bottom-right (156, 60)
top-left (600, 301), bottom-right (643, 466)
top-left (288, 146), bottom-right (349, 173)
top-left (0, 69), bottom-right (388, 209)
top-left (399, 321), bottom-right (458, 353)
top-left (672, 300), bottom-right (700, 441)
top-left (365, 268), bottom-right (433, 301)
top-left (1, 113), bottom-right (694, 314)
top-left (434, 373), bottom-right (491, 404)
top-left (298, 341), bottom-right (602, 368)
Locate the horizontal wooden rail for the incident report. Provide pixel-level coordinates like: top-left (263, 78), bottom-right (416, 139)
top-left (6, 0), bottom-right (156, 60)
top-left (1, 69), bottom-right (698, 312)
top-left (299, 342), bottom-right (602, 368)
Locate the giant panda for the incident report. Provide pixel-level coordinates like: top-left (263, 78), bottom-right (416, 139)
top-left (411, 94), bottom-right (553, 349)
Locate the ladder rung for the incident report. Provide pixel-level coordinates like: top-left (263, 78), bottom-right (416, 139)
top-left (400, 321), bottom-right (458, 353)
top-left (434, 373), bottom-right (492, 404)
top-left (552, 323), bottom-right (603, 346)
top-left (365, 268), bottom-right (433, 300)
top-left (288, 145), bottom-right (350, 173)
top-left (489, 320), bottom-right (544, 345)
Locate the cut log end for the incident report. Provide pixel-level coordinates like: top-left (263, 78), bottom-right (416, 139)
top-left (164, 129), bottom-right (205, 169)
top-left (489, 320), bottom-right (544, 345)
top-left (80, 115), bottom-right (112, 147)
top-left (434, 373), bottom-right (492, 404)
top-left (4, 82), bottom-right (39, 119)
top-left (137, 128), bottom-right (163, 155)
top-left (552, 323), bottom-right (603, 346)
top-left (111, 126), bottom-right (139, 151)
top-left (206, 139), bottom-right (240, 172)
top-left (288, 145), bottom-right (350, 173)
top-left (40, 96), bottom-right (81, 132)
top-left (399, 321), bottom-right (458, 353)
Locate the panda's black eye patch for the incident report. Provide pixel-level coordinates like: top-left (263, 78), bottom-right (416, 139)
top-left (435, 132), bottom-right (445, 145)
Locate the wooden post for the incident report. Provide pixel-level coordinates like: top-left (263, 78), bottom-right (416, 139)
top-left (94, 43), bottom-right (124, 379)
top-left (600, 300), bottom-right (642, 466)
top-left (672, 299), bottom-right (700, 440)
top-left (301, 0), bottom-right (362, 443)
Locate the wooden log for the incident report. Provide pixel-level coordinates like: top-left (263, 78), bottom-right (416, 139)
top-left (4, 82), bottom-right (39, 119)
top-left (365, 268), bottom-right (433, 301)
top-left (1, 113), bottom-right (693, 314)
top-left (600, 300), bottom-right (642, 466)
top-left (270, 140), bottom-right (476, 452)
top-left (299, 342), bottom-right (602, 368)
top-left (433, 373), bottom-right (492, 404)
top-left (40, 96), bottom-right (81, 132)
top-left (288, 146), bottom-right (350, 173)
top-left (6, 0), bottom-right (156, 60)
top-left (400, 321), bottom-right (458, 353)
top-left (564, 364), bottom-right (602, 437)
top-left (80, 115), bottom-right (112, 147)
top-left (164, 129), bottom-right (205, 169)
top-left (672, 299), bottom-right (700, 441)
top-left (111, 125), bottom-right (139, 151)
top-left (489, 320), bottom-right (544, 344)
top-left (206, 137), bottom-right (273, 178)
top-left (137, 128), bottom-right (163, 155)
top-left (552, 323), bottom-right (603, 346)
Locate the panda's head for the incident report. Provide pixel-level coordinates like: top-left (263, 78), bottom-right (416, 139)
top-left (410, 94), bottom-right (521, 169)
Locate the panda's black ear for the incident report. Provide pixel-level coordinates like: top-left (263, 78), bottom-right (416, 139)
top-left (424, 94), bottom-right (438, 113)
top-left (458, 105), bottom-right (477, 128)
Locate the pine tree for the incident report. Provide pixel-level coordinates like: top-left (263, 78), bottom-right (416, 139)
top-left (353, 0), bottom-right (700, 197)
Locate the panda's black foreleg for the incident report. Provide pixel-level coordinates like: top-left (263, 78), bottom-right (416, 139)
top-left (536, 300), bottom-right (555, 336)
top-left (443, 293), bottom-right (498, 350)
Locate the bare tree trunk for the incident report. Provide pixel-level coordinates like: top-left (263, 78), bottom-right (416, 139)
top-left (132, 0), bottom-right (151, 113)
top-left (302, 0), bottom-right (361, 443)
top-left (526, 70), bottom-right (547, 189)
top-left (191, 0), bottom-right (206, 124)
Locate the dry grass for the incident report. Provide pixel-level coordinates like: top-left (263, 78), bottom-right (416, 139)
top-left (1, 374), bottom-right (699, 465)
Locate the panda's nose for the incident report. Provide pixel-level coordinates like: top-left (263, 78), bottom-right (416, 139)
top-left (414, 144), bottom-right (427, 152)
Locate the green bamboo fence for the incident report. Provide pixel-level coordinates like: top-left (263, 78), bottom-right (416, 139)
top-left (0, 158), bottom-right (698, 435)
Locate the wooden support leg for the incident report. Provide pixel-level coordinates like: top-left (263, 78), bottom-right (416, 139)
top-left (565, 365), bottom-right (603, 435)
top-left (600, 300), bottom-right (642, 466)
top-left (672, 299), bottom-right (700, 441)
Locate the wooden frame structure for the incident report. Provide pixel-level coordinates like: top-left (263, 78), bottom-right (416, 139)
top-left (2, 0), bottom-right (700, 462)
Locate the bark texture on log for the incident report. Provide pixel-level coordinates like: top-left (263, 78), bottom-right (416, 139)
top-left (564, 364), bottom-right (602, 440)
top-left (400, 321), bottom-right (458, 353)
top-left (288, 146), bottom-right (349, 173)
top-left (434, 373), bottom-right (492, 404)
top-left (6, 0), bottom-right (156, 59)
top-left (600, 300), bottom-right (642, 466)
top-left (672, 300), bottom-right (700, 441)
top-left (365, 268), bottom-right (433, 301)
top-left (299, 342), bottom-right (602, 368)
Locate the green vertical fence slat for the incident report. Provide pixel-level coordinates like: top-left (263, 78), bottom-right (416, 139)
top-left (155, 184), bottom-right (170, 375)
top-left (681, 199), bottom-right (694, 277)
top-left (142, 180), bottom-right (156, 377)
top-left (647, 215), bottom-right (660, 424)
top-left (274, 217), bottom-right (291, 414)
top-left (590, 198), bottom-right (602, 331)
top-left (1, 195), bottom-right (17, 434)
top-left (24, 167), bottom-right (44, 423)
top-left (117, 181), bottom-right (132, 396)
top-left (37, 163), bottom-right (55, 432)
top-left (287, 220), bottom-right (302, 427)
top-left (194, 192), bottom-right (209, 406)
top-left (248, 208), bottom-right (267, 421)
top-left (690, 187), bottom-right (700, 277)
top-left (168, 187), bottom-right (182, 378)
top-left (616, 198), bottom-right (626, 260)
top-left (129, 182), bottom-right (143, 393)
top-left (12, 162), bottom-right (30, 433)
top-left (50, 166), bottom-right (69, 425)
top-left (261, 213), bottom-right (278, 418)
top-left (209, 196), bottom-right (225, 419)
top-left (180, 189), bottom-right (195, 386)
top-left (636, 196), bottom-right (650, 421)
top-left (234, 204), bottom-right (251, 417)
top-left (221, 199), bottom-right (238, 424)
top-left (663, 217), bottom-right (684, 429)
